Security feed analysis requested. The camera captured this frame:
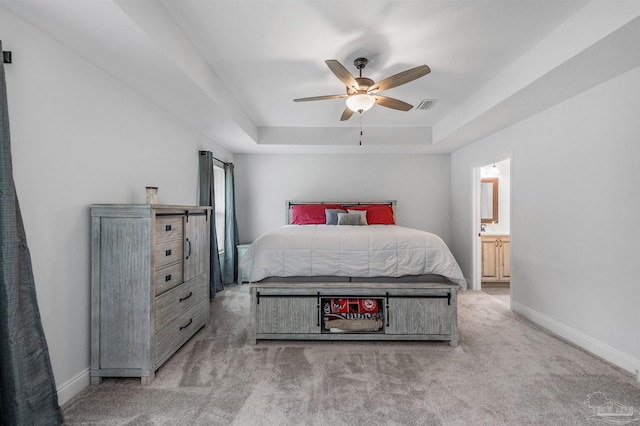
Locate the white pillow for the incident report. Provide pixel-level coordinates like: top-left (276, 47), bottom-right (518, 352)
top-left (347, 209), bottom-right (368, 225)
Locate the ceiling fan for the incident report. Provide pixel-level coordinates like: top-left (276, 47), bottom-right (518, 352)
top-left (294, 57), bottom-right (430, 121)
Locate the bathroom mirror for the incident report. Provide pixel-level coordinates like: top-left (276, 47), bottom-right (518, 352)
top-left (480, 178), bottom-right (499, 224)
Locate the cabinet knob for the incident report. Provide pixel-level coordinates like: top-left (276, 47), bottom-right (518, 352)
top-left (165, 224), bottom-right (172, 232)
top-left (165, 274), bottom-right (172, 282)
top-left (165, 249), bottom-right (172, 256)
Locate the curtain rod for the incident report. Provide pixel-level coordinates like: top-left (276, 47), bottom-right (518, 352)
top-left (199, 150), bottom-right (230, 166)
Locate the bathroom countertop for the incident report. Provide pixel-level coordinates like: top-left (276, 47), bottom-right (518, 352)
top-left (479, 231), bottom-right (510, 236)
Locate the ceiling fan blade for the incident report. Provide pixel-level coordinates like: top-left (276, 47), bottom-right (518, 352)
top-left (368, 65), bottom-right (431, 93)
top-left (293, 94), bottom-right (348, 102)
top-left (340, 107), bottom-right (355, 121)
top-left (374, 95), bottom-right (414, 111)
top-left (325, 60), bottom-right (360, 92)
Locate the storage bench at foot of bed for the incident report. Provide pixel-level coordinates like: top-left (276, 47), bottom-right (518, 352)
top-left (248, 282), bottom-right (458, 346)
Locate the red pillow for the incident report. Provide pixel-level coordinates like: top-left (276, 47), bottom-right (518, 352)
top-left (291, 204), bottom-right (343, 225)
top-left (345, 205), bottom-right (395, 225)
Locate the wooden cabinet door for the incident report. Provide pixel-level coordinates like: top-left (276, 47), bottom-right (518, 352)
top-left (481, 238), bottom-right (499, 280)
top-left (97, 217), bottom-right (151, 370)
top-left (183, 213), bottom-right (210, 282)
top-left (256, 297), bottom-right (319, 334)
top-left (387, 298), bottom-right (452, 335)
top-left (499, 239), bottom-right (510, 280)
top-left (482, 236), bottom-right (510, 283)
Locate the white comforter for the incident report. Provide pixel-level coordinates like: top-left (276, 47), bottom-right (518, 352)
top-left (240, 225), bottom-right (466, 290)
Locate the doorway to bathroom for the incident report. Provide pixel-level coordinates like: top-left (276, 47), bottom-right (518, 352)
top-left (473, 158), bottom-right (511, 306)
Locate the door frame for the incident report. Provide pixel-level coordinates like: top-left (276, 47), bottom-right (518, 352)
top-left (471, 154), bottom-right (512, 291)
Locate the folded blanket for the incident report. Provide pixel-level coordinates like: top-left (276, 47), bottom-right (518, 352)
top-left (324, 319), bottom-right (383, 332)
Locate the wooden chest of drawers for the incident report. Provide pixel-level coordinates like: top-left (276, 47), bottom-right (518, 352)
top-left (90, 205), bottom-right (211, 384)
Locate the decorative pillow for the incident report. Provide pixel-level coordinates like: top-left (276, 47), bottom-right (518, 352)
top-left (325, 209), bottom-right (347, 225)
top-left (337, 213), bottom-right (363, 226)
top-left (346, 205), bottom-right (394, 225)
top-left (291, 204), bottom-right (342, 224)
top-left (347, 209), bottom-right (368, 225)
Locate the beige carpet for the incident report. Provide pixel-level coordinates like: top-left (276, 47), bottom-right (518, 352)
top-left (62, 286), bottom-right (640, 425)
top-left (482, 285), bottom-right (510, 306)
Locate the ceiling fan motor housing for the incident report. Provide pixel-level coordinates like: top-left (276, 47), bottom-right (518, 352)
top-left (354, 57), bottom-right (368, 70)
top-left (350, 77), bottom-right (374, 94)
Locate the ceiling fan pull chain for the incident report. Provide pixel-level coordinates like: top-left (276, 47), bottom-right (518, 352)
top-left (359, 112), bottom-right (363, 146)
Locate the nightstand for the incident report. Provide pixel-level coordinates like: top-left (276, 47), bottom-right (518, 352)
top-left (237, 243), bottom-right (252, 283)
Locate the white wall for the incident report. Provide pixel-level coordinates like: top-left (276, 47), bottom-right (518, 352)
top-left (451, 67), bottom-right (640, 374)
top-left (234, 153), bottom-right (452, 245)
top-left (1, 8), bottom-right (233, 404)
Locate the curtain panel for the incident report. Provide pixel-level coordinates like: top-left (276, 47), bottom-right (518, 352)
top-left (198, 151), bottom-right (224, 296)
top-left (223, 163), bottom-right (239, 285)
top-left (0, 41), bottom-right (64, 425)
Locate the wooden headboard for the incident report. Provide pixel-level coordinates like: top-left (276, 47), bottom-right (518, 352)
top-left (285, 200), bottom-right (397, 225)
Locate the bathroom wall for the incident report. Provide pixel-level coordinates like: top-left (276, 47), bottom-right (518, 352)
top-left (480, 158), bottom-right (511, 234)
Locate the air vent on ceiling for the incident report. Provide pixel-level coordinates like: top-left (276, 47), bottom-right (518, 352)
top-left (415, 99), bottom-right (437, 111)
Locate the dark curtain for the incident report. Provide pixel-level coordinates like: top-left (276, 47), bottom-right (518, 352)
top-left (223, 163), bottom-right (239, 285)
top-left (0, 41), bottom-right (64, 425)
top-left (198, 151), bottom-right (224, 297)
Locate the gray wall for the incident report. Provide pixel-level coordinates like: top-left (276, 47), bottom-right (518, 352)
top-left (1, 7), bottom-right (233, 403)
top-left (450, 66), bottom-right (640, 374)
top-left (234, 153), bottom-right (452, 244)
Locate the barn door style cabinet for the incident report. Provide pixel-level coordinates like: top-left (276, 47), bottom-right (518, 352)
top-left (481, 235), bottom-right (510, 283)
top-left (249, 282), bottom-right (458, 346)
top-left (90, 205), bottom-right (211, 384)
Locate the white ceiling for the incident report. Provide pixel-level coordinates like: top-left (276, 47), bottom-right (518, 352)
top-left (1, 1), bottom-right (639, 154)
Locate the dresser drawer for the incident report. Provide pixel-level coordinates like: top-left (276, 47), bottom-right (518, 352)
top-left (154, 217), bottom-right (183, 244)
top-left (155, 262), bottom-right (184, 296)
top-left (153, 239), bottom-right (182, 269)
top-left (155, 273), bottom-right (208, 331)
top-left (155, 299), bottom-right (209, 366)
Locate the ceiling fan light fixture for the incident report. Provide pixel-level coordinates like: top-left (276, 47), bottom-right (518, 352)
top-left (295, 58), bottom-right (430, 121)
top-left (346, 93), bottom-right (375, 113)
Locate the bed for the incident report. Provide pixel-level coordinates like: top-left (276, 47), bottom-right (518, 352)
top-left (242, 201), bottom-right (466, 346)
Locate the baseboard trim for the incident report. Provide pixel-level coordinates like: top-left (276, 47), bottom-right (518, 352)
top-left (56, 367), bottom-right (90, 406)
top-left (511, 301), bottom-right (640, 380)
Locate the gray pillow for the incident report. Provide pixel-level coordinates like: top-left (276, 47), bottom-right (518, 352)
top-left (337, 212), bottom-right (363, 225)
top-left (325, 209), bottom-right (347, 225)
top-left (347, 209), bottom-right (368, 225)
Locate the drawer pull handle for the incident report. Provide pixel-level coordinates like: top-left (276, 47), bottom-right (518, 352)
top-left (186, 238), bottom-right (191, 260)
top-left (179, 292), bottom-right (193, 302)
top-left (165, 224), bottom-right (172, 231)
top-left (165, 249), bottom-right (171, 256)
top-left (165, 274), bottom-right (172, 282)
top-left (179, 319), bottom-right (193, 331)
